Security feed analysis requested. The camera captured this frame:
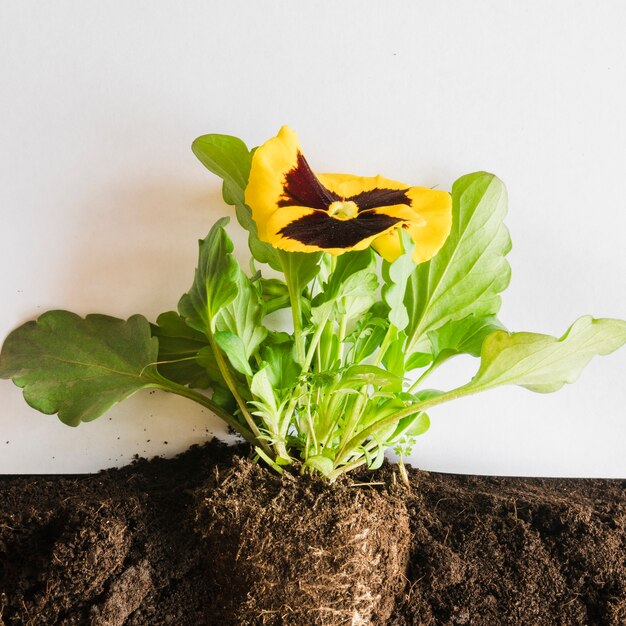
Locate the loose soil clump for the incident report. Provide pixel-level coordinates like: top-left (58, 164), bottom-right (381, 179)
top-left (196, 458), bottom-right (410, 624)
top-left (0, 440), bottom-right (624, 625)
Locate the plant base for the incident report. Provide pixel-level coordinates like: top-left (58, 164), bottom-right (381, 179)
top-left (195, 458), bottom-right (410, 625)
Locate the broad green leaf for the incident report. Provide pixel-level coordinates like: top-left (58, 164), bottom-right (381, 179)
top-left (381, 230), bottom-right (416, 331)
top-left (192, 134), bottom-right (251, 199)
top-left (192, 133), bottom-right (281, 269)
top-left (151, 311), bottom-right (220, 389)
top-left (391, 411), bottom-right (430, 440)
top-left (405, 173), bottom-right (511, 353)
top-left (324, 249), bottom-right (376, 300)
top-left (0, 311), bottom-right (161, 426)
top-left (249, 365), bottom-right (284, 436)
top-left (151, 312), bottom-right (235, 407)
top-left (178, 217), bottom-right (239, 334)
top-left (216, 269), bottom-right (268, 369)
top-left (214, 331), bottom-right (253, 376)
top-left (426, 315), bottom-right (506, 364)
top-left (405, 352), bottom-right (432, 371)
top-left (465, 316), bottom-right (626, 394)
top-left (261, 337), bottom-right (300, 395)
top-left (311, 250), bottom-right (378, 325)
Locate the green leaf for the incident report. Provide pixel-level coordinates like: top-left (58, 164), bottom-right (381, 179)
top-left (382, 230), bottom-right (416, 331)
top-left (426, 315), bottom-right (506, 364)
top-left (249, 364), bottom-right (283, 436)
top-left (216, 269), bottom-right (268, 370)
top-left (278, 249), bottom-right (322, 297)
top-left (250, 364), bottom-right (278, 411)
top-left (214, 331), bottom-right (253, 376)
top-left (332, 364), bottom-right (401, 392)
top-left (258, 277), bottom-right (291, 315)
top-left (392, 411), bottom-right (430, 440)
top-left (405, 172), bottom-right (511, 353)
top-left (346, 314), bottom-right (389, 364)
top-left (304, 454), bottom-right (334, 477)
top-left (465, 316), bottom-right (626, 394)
top-left (150, 311), bottom-right (219, 389)
top-left (192, 133), bottom-right (281, 270)
top-left (382, 329), bottom-right (407, 380)
top-left (192, 134), bottom-right (251, 200)
top-left (261, 337), bottom-right (300, 396)
top-left (405, 352), bottom-right (432, 371)
top-left (311, 249), bottom-right (378, 325)
top-left (178, 218), bottom-right (239, 335)
top-left (0, 311), bottom-right (161, 426)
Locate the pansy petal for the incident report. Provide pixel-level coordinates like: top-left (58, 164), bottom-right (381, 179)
top-left (371, 187), bottom-right (452, 263)
top-left (245, 127), bottom-right (452, 259)
top-left (318, 173), bottom-right (408, 198)
top-left (267, 206), bottom-right (407, 255)
top-left (246, 127), bottom-right (338, 240)
top-left (365, 204), bottom-right (426, 226)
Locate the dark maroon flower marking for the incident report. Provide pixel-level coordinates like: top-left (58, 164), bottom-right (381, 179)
top-left (277, 152), bottom-right (339, 210)
top-left (278, 211), bottom-right (403, 248)
top-left (277, 152), bottom-right (411, 218)
top-left (345, 187), bottom-right (411, 210)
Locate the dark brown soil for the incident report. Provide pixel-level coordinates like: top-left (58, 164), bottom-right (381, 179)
top-left (0, 440), bottom-right (624, 626)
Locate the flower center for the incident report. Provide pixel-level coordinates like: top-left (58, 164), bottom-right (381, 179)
top-left (328, 200), bottom-right (359, 220)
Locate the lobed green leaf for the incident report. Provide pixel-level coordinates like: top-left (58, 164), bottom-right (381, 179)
top-left (0, 311), bottom-right (161, 426)
top-left (466, 316), bottom-right (626, 394)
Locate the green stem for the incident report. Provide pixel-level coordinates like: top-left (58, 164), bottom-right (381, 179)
top-left (373, 324), bottom-right (395, 366)
top-left (280, 255), bottom-right (306, 366)
top-left (303, 312), bottom-right (331, 371)
top-left (333, 390), bottom-right (368, 465)
top-left (328, 458), bottom-right (368, 482)
top-left (205, 328), bottom-right (272, 456)
top-left (338, 383), bottom-right (477, 462)
top-left (154, 378), bottom-right (257, 447)
top-left (407, 358), bottom-right (443, 393)
top-left (304, 400), bottom-right (319, 459)
top-left (337, 313), bottom-right (347, 365)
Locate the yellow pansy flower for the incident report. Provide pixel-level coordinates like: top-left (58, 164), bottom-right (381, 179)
top-left (245, 126), bottom-right (452, 263)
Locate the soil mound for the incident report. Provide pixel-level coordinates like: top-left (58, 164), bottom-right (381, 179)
top-left (0, 441), bottom-right (624, 625)
top-left (196, 457), bottom-right (410, 624)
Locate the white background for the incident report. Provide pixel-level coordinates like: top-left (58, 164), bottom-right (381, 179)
top-left (1, 1), bottom-right (625, 475)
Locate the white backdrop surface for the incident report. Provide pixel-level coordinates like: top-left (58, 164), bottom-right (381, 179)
top-left (1, 1), bottom-right (625, 475)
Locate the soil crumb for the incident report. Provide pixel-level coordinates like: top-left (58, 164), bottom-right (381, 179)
top-left (0, 441), bottom-right (624, 625)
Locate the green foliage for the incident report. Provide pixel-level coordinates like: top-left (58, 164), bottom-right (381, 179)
top-left (216, 269), bottom-right (268, 374)
top-left (178, 217), bottom-right (239, 334)
top-left (0, 311), bottom-right (162, 426)
top-left (192, 133), bottom-right (281, 270)
top-left (405, 172), bottom-right (511, 354)
top-left (426, 315), bottom-right (506, 367)
top-left (311, 249), bottom-right (378, 327)
top-left (1, 128), bottom-right (624, 481)
top-left (150, 311), bottom-right (219, 388)
top-left (381, 230), bottom-right (416, 331)
top-left (465, 316), bottom-right (626, 394)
